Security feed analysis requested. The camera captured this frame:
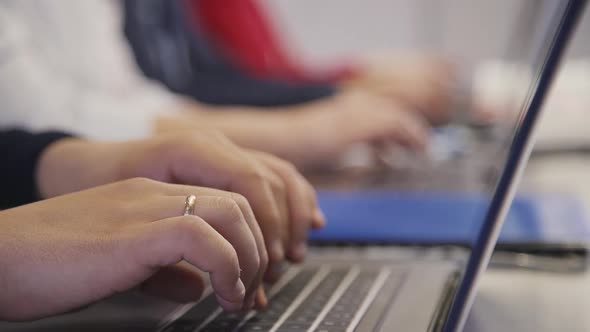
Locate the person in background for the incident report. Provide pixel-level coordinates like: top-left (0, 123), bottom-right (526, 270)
top-left (0, 128), bottom-right (323, 321)
top-left (123, 0), bottom-right (339, 107)
top-left (0, 0), bottom-right (454, 170)
top-left (123, 0), bottom-right (455, 122)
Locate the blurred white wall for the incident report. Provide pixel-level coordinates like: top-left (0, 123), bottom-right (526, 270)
top-left (265, 0), bottom-right (589, 66)
top-left (266, 0), bottom-right (590, 146)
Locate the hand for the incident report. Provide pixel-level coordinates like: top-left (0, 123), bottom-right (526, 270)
top-left (288, 90), bottom-right (430, 168)
top-left (156, 91), bottom-right (430, 169)
top-left (0, 179), bottom-right (267, 320)
top-left (36, 132), bottom-right (324, 278)
top-left (343, 53), bottom-right (457, 124)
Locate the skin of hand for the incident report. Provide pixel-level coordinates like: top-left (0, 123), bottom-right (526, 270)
top-left (0, 179), bottom-right (275, 321)
top-left (36, 133), bottom-right (324, 286)
top-left (341, 53), bottom-right (457, 124)
top-left (156, 90), bottom-right (430, 170)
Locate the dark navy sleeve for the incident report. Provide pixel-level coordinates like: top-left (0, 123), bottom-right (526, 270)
top-left (122, 0), bottom-right (336, 107)
top-left (0, 129), bottom-right (72, 209)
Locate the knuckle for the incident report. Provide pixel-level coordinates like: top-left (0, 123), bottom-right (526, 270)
top-left (189, 129), bottom-right (228, 146)
top-left (243, 167), bottom-right (266, 184)
top-left (227, 201), bottom-right (245, 224)
top-left (158, 132), bottom-right (208, 153)
top-left (152, 135), bottom-right (186, 153)
top-left (122, 177), bottom-right (159, 191)
top-left (230, 192), bottom-right (250, 210)
top-left (209, 130), bottom-right (229, 142)
top-left (266, 173), bottom-right (285, 193)
top-left (215, 197), bottom-right (245, 225)
top-left (276, 158), bottom-right (298, 173)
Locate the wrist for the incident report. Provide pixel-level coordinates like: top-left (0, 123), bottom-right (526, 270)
top-left (35, 138), bottom-right (127, 198)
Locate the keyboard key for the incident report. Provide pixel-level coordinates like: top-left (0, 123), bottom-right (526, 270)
top-left (275, 268), bottom-right (348, 331)
top-left (161, 321), bottom-right (199, 332)
top-left (241, 323), bottom-right (273, 331)
top-left (209, 268), bottom-right (318, 331)
top-left (315, 270), bottom-right (380, 331)
top-left (160, 293), bottom-right (218, 332)
top-left (199, 311), bottom-right (246, 331)
top-left (161, 266), bottom-right (404, 332)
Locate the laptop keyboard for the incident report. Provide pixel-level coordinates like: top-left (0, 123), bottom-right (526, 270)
top-left (160, 266), bottom-right (401, 332)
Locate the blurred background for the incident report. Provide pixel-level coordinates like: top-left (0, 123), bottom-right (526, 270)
top-left (268, 0), bottom-right (590, 148)
top-left (269, 0), bottom-right (590, 64)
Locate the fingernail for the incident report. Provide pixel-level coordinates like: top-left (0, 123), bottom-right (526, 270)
top-left (271, 241), bottom-right (285, 262)
top-left (257, 288), bottom-right (268, 308)
top-left (216, 280), bottom-right (245, 313)
top-left (235, 279), bottom-right (246, 299)
top-left (314, 209), bottom-right (326, 227)
top-left (216, 294), bottom-right (242, 312)
top-left (295, 243), bottom-right (307, 259)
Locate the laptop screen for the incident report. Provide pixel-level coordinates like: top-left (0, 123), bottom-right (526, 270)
top-left (443, 1), bottom-right (586, 331)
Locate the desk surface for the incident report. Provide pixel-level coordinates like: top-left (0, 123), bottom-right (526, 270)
top-left (465, 155), bottom-right (590, 331)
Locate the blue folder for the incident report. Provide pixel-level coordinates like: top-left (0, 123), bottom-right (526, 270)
top-left (309, 190), bottom-right (590, 245)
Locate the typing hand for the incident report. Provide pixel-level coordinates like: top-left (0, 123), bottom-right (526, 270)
top-left (290, 90), bottom-right (430, 169)
top-left (344, 53), bottom-right (457, 124)
top-left (152, 90), bottom-right (430, 170)
top-left (36, 132), bottom-right (324, 281)
top-left (0, 179), bottom-right (267, 320)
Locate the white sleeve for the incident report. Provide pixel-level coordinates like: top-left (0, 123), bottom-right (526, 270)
top-left (0, 7), bottom-right (181, 140)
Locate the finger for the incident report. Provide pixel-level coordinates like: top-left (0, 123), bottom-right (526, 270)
top-left (138, 144), bottom-right (285, 267)
top-left (251, 152), bottom-right (316, 262)
top-left (349, 103), bottom-right (429, 152)
top-left (184, 195), bottom-right (261, 309)
top-left (298, 177), bottom-right (325, 230)
top-left (158, 136), bottom-right (287, 265)
top-left (257, 165), bottom-right (290, 248)
top-left (136, 194), bottom-right (264, 309)
top-left (228, 166), bottom-right (286, 266)
top-left (138, 215), bottom-right (245, 311)
top-left (312, 209), bottom-right (326, 229)
top-left (382, 107), bottom-right (430, 151)
top-left (255, 286), bottom-right (268, 309)
top-left (229, 192), bottom-right (268, 309)
top-left (140, 263), bottom-right (205, 303)
top-left (302, 181), bottom-right (326, 229)
top-left (131, 180), bottom-right (269, 304)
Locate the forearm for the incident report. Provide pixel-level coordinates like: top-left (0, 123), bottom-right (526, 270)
top-left (35, 138), bottom-right (137, 199)
top-left (154, 107), bottom-right (313, 167)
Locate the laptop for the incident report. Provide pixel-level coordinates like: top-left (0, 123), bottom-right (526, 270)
top-left (0, 1), bottom-right (585, 331)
